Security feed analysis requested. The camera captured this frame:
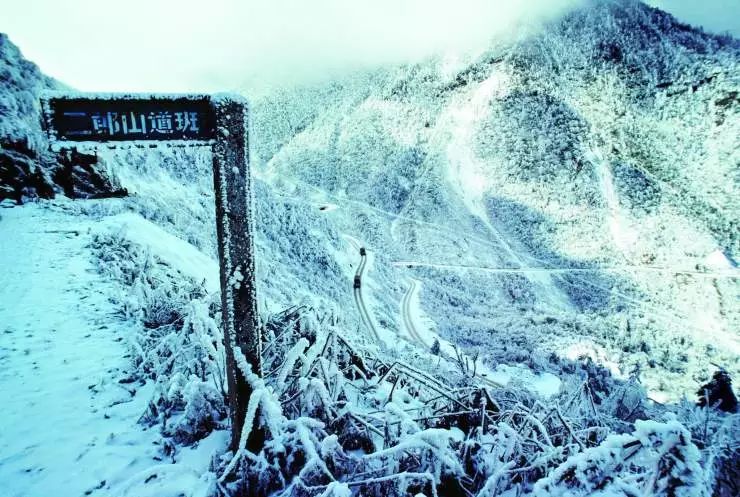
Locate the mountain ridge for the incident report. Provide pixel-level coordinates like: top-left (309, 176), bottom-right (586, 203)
top-left (0, 0), bottom-right (737, 407)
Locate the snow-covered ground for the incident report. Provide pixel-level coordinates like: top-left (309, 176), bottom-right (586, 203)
top-left (1, 1), bottom-right (738, 494)
top-left (0, 203), bottom-right (224, 497)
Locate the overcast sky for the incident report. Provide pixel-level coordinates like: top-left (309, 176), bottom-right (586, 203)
top-left (2, 0), bottom-right (738, 93)
top-left (645, 1), bottom-right (740, 37)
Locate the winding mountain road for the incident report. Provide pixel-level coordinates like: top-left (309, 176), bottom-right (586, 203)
top-left (345, 236), bottom-right (502, 388)
top-left (392, 260), bottom-right (739, 279)
top-left (401, 279), bottom-right (428, 348)
top-left (400, 279), bottom-right (503, 389)
top-left (349, 241), bottom-right (380, 343)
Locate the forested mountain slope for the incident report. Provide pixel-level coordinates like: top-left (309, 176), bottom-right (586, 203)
top-left (252, 0), bottom-right (739, 400)
top-left (1, 1), bottom-right (738, 495)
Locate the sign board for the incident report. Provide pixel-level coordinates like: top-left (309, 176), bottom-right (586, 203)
top-left (41, 93), bottom-right (260, 452)
top-left (42, 95), bottom-right (215, 142)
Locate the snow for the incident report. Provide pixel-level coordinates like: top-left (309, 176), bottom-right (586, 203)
top-left (704, 249), bottom-right (734, 269)
top-left (0, 203), bottom-right (226, 497)
top-left (564, 341), bottom-right (625, 378)
top-left (400, 277), bottom-right (562, 397)
top-left (591, 150), bottom-right (639, 259)
top-left (1, 1), bottom-right (738, 494)
top-left (436, 68), bottom-right (573, 311)
top-left (443, 71), bottom-right (506, 208)
top-left (95, 212), bottom-right (220, 292)
top-left (40, 91), bottom-right (213, 101)
top-left (532, 419), bottom-right (707, 497)
top-left (487, 365), bottom-right (562, 398)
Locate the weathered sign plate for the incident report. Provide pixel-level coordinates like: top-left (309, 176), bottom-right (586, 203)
top-left (42, 95), bottom-right (216, 142)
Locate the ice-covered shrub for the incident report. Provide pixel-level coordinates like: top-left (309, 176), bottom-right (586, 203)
top-left (217, 311), bottom-right (473, 496)
top-left (204, 307), bottom-right (713, 497)
top-left (142, 374), bottom-right (228, 445)
top-left (92, 231), bottom-right (188, 322)
top-left (91, 231), bottom-right (227, 445)
top-left (89, 226), bottom-right (723, 496)
top-left (531, 419), bottom-right (706, 497)
top-left (672, 399), bottom-right (740, 497)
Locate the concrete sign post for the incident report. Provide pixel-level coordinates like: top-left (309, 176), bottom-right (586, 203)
top-left (41, 93), bottom-right (260, 452)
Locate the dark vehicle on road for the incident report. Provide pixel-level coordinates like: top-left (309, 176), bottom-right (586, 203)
top-left (359, 247), bottom-right (366, 256)
top-left (354, 275), bottom-right (361, 289)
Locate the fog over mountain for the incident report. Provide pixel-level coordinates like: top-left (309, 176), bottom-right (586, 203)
top-left (646, 0), bottom-right (740, 36)
top-left (3, 0), bottom-right (739, 91)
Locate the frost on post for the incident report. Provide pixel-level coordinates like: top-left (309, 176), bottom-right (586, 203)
top-left (211, 95), bottom-right (262, 453)
top-left (40, 91), bottom-right (263, 457)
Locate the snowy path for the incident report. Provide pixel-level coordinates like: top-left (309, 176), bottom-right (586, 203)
top-left (0, 205), bottom-right (156, 496)
top-left (400, 279), bottom-right (428, 348)
top-left (0, 204), bottom-right (220, 497)
top-left (399, 279), bottom-right (508, 391)
top-left (392, 260), bottom-right (739, 279)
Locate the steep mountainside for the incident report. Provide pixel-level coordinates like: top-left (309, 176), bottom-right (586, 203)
top-left (252, 0), bottom-right (739, 399)
top-left (1, 1), bottom-right (738, 495)
top-left (0, 33), bottom-right (59, 150)
top-left (0, 33), bottom-right (59, 201)
top-left (0, 34), bottom-right (121, 203)
top-left (2, 0), bottom-right (737, 402)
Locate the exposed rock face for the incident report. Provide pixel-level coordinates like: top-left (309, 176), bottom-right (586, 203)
top-left (53, 149), bottom-right (127, 200)
top-left (0, 33), bottom-right (124, 203)
top-left (0, 141), bottom-right (56, 203)
top-left (0, 141), bottom-right (127, 204)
